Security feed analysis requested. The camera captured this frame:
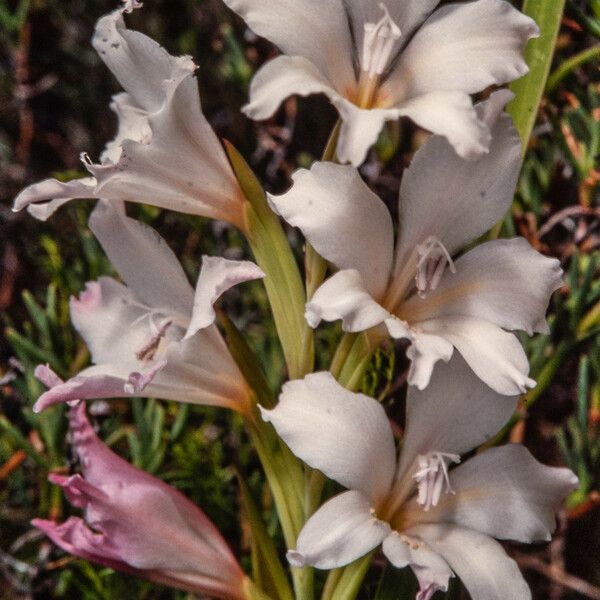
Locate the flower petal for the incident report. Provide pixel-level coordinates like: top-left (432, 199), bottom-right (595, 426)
top-left (306, 270), bottom-right (391, 332)
top-left (418, 316), bottom-right (535, 395)
top-left (413, 524), bottom-right (532, 600)
top-left (394, 90), bottom-right (521, 264)
top-left (403, 238), bottom-right (563, 335)
top-left (89, 201), bottom-right (194, 316)
top-left (261, 372), bottom-right (396, 501)
top-left (396, 355), bottom-right (518, 480)
top-left (404, 330), bottom-right (454, 391)
top-left (92, 6), bottom-right (195, 113)
top-left (384, 0), bottom-right (538, 101)
top-left (185, 256), bottom-right (264, 339)
top-left (13, 177), bottom-right (97, 221)
top-left (269, 162), bottom-right (394, 297)
top-left (87, 75), bottom-right (245, 228)
top-left (222, 0), bottom-right (355, 91)
top-left (382, 532), bottom-right (453, 600)
top-left (287, 490), bottom-right (390, 569)
top-left (423, 445), bottom-right (578, 543)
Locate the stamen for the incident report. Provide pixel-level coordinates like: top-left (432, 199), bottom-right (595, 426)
top-left (361, 3), bottom-right (401, 79)
top-left (413, 452), bottom-right (461, 512)
top-left (415, 236), bottom-right (456, 298)
top-left (135, 319), bottom-right (172, 361)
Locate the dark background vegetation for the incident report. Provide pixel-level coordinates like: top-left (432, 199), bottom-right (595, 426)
top-left (0, 0), bottom-right (599, 598)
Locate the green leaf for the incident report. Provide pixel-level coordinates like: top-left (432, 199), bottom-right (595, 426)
top-left (508, 0), bottom-right (566, 150)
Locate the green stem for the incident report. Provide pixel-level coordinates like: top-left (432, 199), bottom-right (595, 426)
top-left (508, 0), bottom-right (566, 151)
top-left (326, 554), bottom-right (373, 600)
top-left (546, 45), bottom-right (600, 93)
top-left (0, 415), bottom-right (49, 468)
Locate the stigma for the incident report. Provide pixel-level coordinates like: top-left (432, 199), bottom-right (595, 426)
top-left (413, 452), bottom-right (461, 511)
top-left (415, 237), bottom-right (456, 298)
top-left (361, 3), bottom-right (401, 79)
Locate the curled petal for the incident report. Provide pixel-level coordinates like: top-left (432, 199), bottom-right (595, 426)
top-left (307, 270), bottom-right (391, 332)
top-left (405, 330), bottom-right (454, 391)
top-left (185, 256), bottom-right (264, 339)
top-left (288, 490), bottom-right (391, 569)
top-left (262, 372), bottom-right (396, 501)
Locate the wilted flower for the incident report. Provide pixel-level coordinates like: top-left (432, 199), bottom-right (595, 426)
top-left (270, 92), bottom-right (563, 395)
top-left (14, 1), bottom-right (247, 229)
top-left (262, 359), bottom-right (578, 600)
top-left (33, 402), bottom-right (248, 600)
top-left (33, 201), bottom-right (263, 414)
top-left (224, 0), bottom-right (538, 165)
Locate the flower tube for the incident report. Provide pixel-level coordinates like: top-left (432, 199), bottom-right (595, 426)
top-left (33, 201), bottom-right (263, 414)
top-left (269, 92), bottom-right (563, 395)
top-left (224, 0), bottom-right (538, 164)
top-left (33, 402), bottom-right (247, 600)
top-left (262, 358), bottom-right (578, 600)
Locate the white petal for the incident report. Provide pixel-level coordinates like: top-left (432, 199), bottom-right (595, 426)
top-left (288, 490), bottom-right (390, 569)
top-left (306, 270), bottom-right (391, 332)
top-left (394, 91), bottom-right (491, 160)
top-left (384, 0), bottom-right (538, 100)
top-left (261, 372), bottom-right (396, 501)
top-left (92, 7), bottom-right (195, 113)
top-left (419, 317), bottom-right (535, 395)
top-left (244, 55), bottom-right (341, 121)
top-left (424, 445), bottom-right (578, 543)
top-left (13, 177), bottom-right (97, 221)
top-left (395, 91), bottom-right (521, 264)
top-left (334, 103), bottom-right (399, 166)
top-left (269, 162), bottom-right (394, 297)
top-left (405, 331), bottom-right (454, 391)
top-left (87, 76), bottom-right (245, 227)
top-left (382, 532), bottom-right (453, 598)
top-left (222, 0), bottom-right (355, 92)
top-left (397, 355), bottom-right (518, 480)
top-left (403, 239), bottom-right (563, 335)
top-left (185, 256), bottom-right (264, 339)
top-left (89, 201), bottom-right (194, 316)
top-left (414, 524), bottom-right (532, 600)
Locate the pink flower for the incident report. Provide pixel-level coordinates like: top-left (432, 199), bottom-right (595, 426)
top-left (33, 402), bottom-right (247, 600)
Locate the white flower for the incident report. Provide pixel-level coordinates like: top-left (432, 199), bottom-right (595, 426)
top-left (13, 3), bottom-right (246, 229)
top-left (224, 0), bottom-right (538, 165)
top-left (269, 92), bottom-right (563, 395)
top-left (262, 360), bottom-right (578, 600)
top-left (33, 201), bottom-right (264, 414)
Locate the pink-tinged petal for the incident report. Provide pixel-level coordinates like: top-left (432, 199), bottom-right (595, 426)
top-left (185, 256), bottom-right (264, 339)
top-left (262, 372), bottom-right (396, 502)
top-left (395, 90), bottom-right (521, 266)
top-left (92, 6), bottom-right (195, 114)
top-left (222, 0), bottom-right (355, 92)
top-left (419, 316), bottom-right (535, 395)
top-left (34, 364), bottom-right (63, 389)
top-left (269, 163), bottom-right (394, 297)
top-left (404, 331), bottom-right (454, 391)
top-left (384, 0), bottom-right (538, 101)
top-left (288, 490), bottom-right (391, 569)
top-left (393, 91), bottom-right (491, 160)
top-left (243, 55), bottom-right (342, 121)
top-left (35, 404), bottom-right (246, 600)
top-left (404, 239), bottom-right (563, 335)
top-left (382, 532), bottom-right (453, 600)
top-left (422, 445), bottom-right (578, 543)
top-left (12, 177), bottom-right (97, 221)
top-left (32, 362), bottom-right (166, 413)
top-left (89, 201), bottom-right (194, 315)
top-left (413, 523), bottom-right (532, 600)
top-left (396, 356), bottom-right (518, 481)
top-left (306, 270), bottom-right (391, 332)
top-left (86, 75), bottom-right (246, 228)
